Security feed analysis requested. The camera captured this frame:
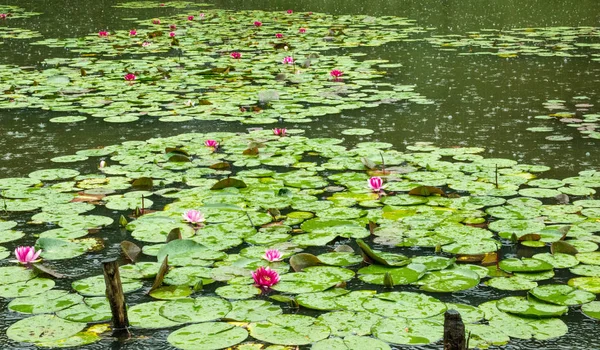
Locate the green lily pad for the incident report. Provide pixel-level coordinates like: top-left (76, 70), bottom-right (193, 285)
top-left (168, 322), bottom-right (248, 350)
top-left (29, 168), bottom-right (80, 181)
top-left (56, 297), bottom-right (112, 323)
top-left (72, 275), bottom-right (143, 297)
top-left (487, 312), bottom-right (568, 340)
top-left (532, 253), bottom-right (579, 268)
top-left (317, 252), bottom-right (363, 266)
top-left (36, 237), bottom-right (91, 260)
top-left (0, 277), bottom-right (55, 298)
top-left (159, 297), bottom-right (231, 323)
top-left (215, 284), bottom-right (262, 300)
top-left (372, 317), bottom-right (443, 345)
top-left (8, 290), bottom-right (83, 314)
top-left (129, 301), bottom-right (184, 329)
top-left (273, 266), bottom-right (354, 294)
top-left (417, 268), bottom-right (480, 292)
top-left (341, 128), bottom-right (374, 136)
top-left (0, 266), bottom-right (38, 285)
top-left (496, 296), bottom-right (568, 317)
top-left (530, 284), bottom-right (596, 306)
top-left (581, 301), bottom-right (600, 320)
top-left (49, 116), bottom-right (87, 123)
top-left (362, 292), bottom-right (447, 319)
top-left (295, 288), bottom-right (350, 310)
top-left (149, 285), bottom-right (193, 300)
top-left (312, 335), bottom-right (391, 350)
top-left (570, 264), bottom-right (600, 277)
top-left (358, 263), bottom-right (427, 285)
top-left (225, 300), bottom-right (283, 322)
top-left (576, 251), bottom-right (600, 265)
top-left (465, 323), bottom-right (510, 349)
top-left (499, 258), bottom-right (554, 272)
top-left (318, 311), bottom-right (381, 337)
top-left (485, 277), bottom-right (538, 291)
top-left (249, 314), bottom-right (330, 345)
top-left (6, 314), bottom-right (87, 343)
top-left (568, 277), bottom-right (600, 293)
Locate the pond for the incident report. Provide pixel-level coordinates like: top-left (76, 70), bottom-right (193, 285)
top-left (0, 0), bottom-right (599, 349)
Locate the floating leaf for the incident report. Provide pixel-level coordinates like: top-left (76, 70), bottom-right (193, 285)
top-left (168, 322), bottom-right (248, 350)
top-left (530, 284), bottom-right (596, 306)
top-left (249, 314), bottom-right (330, 346)
top-left (496, 296), bottom-right (567, 317)
top-left (6, 314), bottom-right (86, 343)
top-left (211, 178), bottom-right (247, 190)
top-left (289, 253), bottom-right (323, 272)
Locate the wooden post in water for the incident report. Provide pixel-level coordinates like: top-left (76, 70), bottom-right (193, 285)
top-left (102, 259), bottom-right (130, 337)
top-left (443, 309), bottom-right (466, 350)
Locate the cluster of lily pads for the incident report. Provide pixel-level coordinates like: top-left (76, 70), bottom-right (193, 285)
top-left (426, 26), bottom-right (600, 59)
top-left (0, 5), bottom-right (42, 42)
top-left (0, 6), bottom-right (430, 125)
top-left (526, 96), bottom-right (600, 141)
top-left (1, 130), bottom-right (599, 348)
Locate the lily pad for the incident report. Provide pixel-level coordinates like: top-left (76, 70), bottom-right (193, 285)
top-left (249, 314), bottom-right (330, 345)
top-left (168, 322), bottom-right (248, 350)
top-left (499, 258), bottom-right (554, 273)
top-left (581, 301), bottom-right (600, 320)
top-left (6, 314), bottom-right (87, 343)
top-left (496, 296), bottom-right (568, 317)
top-left (318, 310), bottom-right (381, 337)
top-left (372, 317), bottom-right (443, 345)
top-left (417, 268), bottom-right (480, 292)
top-left (225, 300), bottom-right (283, 322)
top-left (8, 290), bottom-right (83, 314)
top-left (72, 275), bottom-right (143, 297)
top-left (530, 284), bottom-right (596, 306)
top-left (568, 277), bottom-right (600, 294)
top-left (129, 301), bottom-right (183, 329)
top-left (362, 292), bottom-right (447, 319)
top-left (159, 297), bottom-right (231, 323)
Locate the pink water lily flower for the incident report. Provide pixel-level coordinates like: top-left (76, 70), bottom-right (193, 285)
top-left (124, 73), bottom-right (136, 81)
top-left (169, 31), bottom-right (176, 37)
top-left (182, 209), bottom-right (205, 224)
top-left (98, 31), bottom-right (109, 37)
top-left (142, 41), bottom-right (151, 47)
top-left (99, 160), bottom-right (106, 168)
top-left (188, 15), bottom-right (194, 21)
top-left (129, 29), bottom-right (137, 36)
top-left (1, 13), bottom-right (8, 20)
top-left (254, 21), bottom-right (262, 27)
top-left (169, 24), bottom-right (177, 30)
top-left (15, 246), bottom-right (42, 264)
top-left (230, 51), bottom-right (241, 59)
top-left (299, 27), bottom-right (306, 33)
top-left (368, 176), bottom-right (384, 191)
top-left (330, 69), bottom-right (343, 79)
top-left (263, 249), bottom-right (283, 262)
top-left (273, 128), bottom-right (287, 136)
top-left (275, 33), bottom-right (283, 38)
top-left (152, 18), bottom-right (161, 24)
top-left (287, 9), bottom-right (293, 14)
top-left (205, 139), bottom-right (219, 148)
top-left (282, 56), bottom-right (294, 65)
top-left (199, 13), bottom-right (205, 19)
top-left (252, 267), bottom-right (280, 290)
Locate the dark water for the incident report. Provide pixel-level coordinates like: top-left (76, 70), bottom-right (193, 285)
top-left (0, 0), bottom-right (599, 349)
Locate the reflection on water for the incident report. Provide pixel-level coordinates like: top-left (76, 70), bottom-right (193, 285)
top-left (0, 0), bottom-right (599, 349)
